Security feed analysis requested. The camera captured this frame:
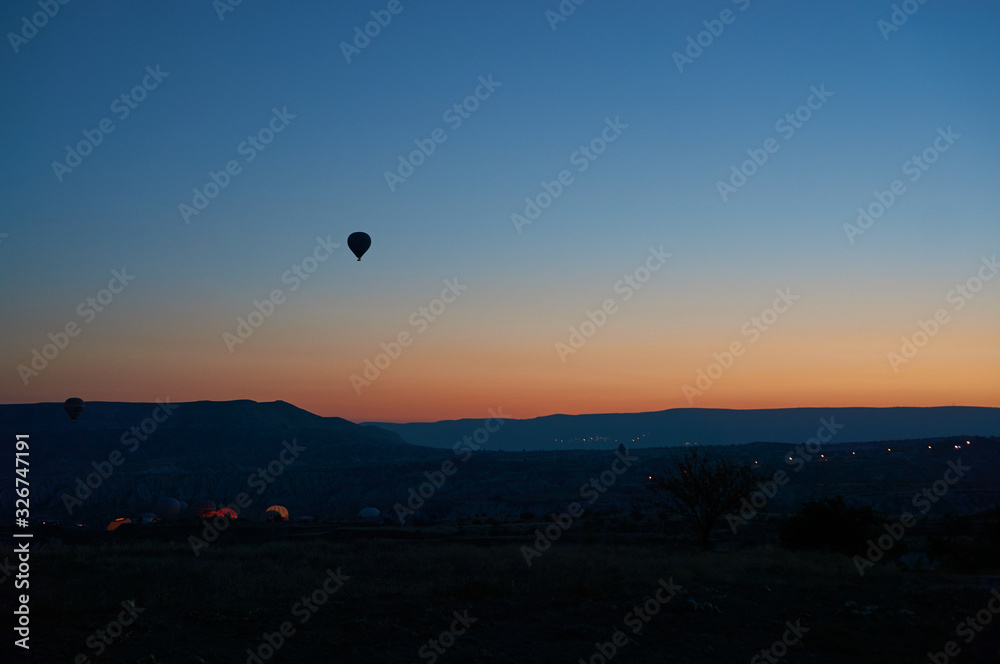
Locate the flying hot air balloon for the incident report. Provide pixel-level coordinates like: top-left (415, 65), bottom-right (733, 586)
top-left (348, 232), bottom-right (371, 261)
top-left (64, 398), bottom-right (85, 422)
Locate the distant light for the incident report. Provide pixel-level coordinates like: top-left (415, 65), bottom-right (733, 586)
top-left (966, 441), bottom-right (970, 445)
top-left (954, 445), bottom-right (960, 449)
top-left (852, 452), bottom-right (855, 455)
top-left (888, 448), bottom-right (891, 452)
top-left (820, 454), bottom-right (825, 458)
top-left (928, 446), bottom-right (932, 449)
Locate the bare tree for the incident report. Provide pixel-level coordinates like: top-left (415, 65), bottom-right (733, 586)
top-left (647, 446), bottom-right (762, 548)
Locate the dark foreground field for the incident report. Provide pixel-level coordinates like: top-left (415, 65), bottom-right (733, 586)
top-left (8, 531), bottom-right (1000, 663)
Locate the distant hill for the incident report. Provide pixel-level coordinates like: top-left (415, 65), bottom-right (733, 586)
top-left (366, 406), bottom-right (1000, 451)
top-left (0, 399), bottom-right (415, 470)
top-left (0, 400), bottom-right (435, 522)
top-left (3, 401), bottom-right (997, 525)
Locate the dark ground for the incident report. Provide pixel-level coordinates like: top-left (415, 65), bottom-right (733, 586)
top-left (5, 520), bottom-right (1000, 663)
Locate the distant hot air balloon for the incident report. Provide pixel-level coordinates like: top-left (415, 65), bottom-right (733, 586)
top-left (64, 398), bottom-right (85, 422)
top-left (348, 232), bottom-right (371, 261)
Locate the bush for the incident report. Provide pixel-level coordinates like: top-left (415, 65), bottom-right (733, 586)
top-left (780, 496), bottom-right (880, 556)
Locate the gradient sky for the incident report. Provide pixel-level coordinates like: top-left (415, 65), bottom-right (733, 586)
top-left (2, 0), bottom-right (998, 422)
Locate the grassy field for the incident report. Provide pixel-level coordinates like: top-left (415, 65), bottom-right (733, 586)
top-left (7, 529), bottom-right (1000, 663)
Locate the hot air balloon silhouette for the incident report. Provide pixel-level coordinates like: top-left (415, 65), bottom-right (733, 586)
top-left (154, 497), bottom-right (181, 520)
top-left (348, 232), bottom-right (371, 261)
top-left (64, 398), bottom-right (85, 422)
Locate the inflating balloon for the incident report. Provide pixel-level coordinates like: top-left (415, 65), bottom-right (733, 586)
top-left (64, 398), bottom-right (85, 422)
top-left (348, 232), bottom-right (371, 261)
top-left (154, 497), bottom-right (181, 520)
top-left (265, 505), bottom-right (290, 521)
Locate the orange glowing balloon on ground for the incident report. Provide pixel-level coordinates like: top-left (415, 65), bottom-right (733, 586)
top-left (107, 517), bottom-right (131, 531)
top-left (264, 505), bottom-right (289, 521)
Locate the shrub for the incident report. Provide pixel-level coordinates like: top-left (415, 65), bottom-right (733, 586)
top-left (779, 496), bottom-right (880, 556)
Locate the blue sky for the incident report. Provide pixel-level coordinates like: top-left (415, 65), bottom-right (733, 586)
top-left (2, 0), bottom-right (998, 421)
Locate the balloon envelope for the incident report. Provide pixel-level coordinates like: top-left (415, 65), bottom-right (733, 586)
top-left (155, 497), bottom-right (181, 520)
top-left (347, 232), bottom-right (371, 261)
top-left (190, 500), bottom-right (216, 518)
top-left (64, 398), bottom-right (85, 422)
top-left (107, 517), bottom-right (131, 531)
top-left (264, 505), bottom-right (289, 521)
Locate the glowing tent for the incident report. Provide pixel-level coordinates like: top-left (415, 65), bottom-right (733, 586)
top-left (216, 507), bottom-right (237, 519)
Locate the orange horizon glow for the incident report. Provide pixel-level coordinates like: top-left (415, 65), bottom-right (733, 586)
top-left (4, 304), bottom-right (997, 423)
